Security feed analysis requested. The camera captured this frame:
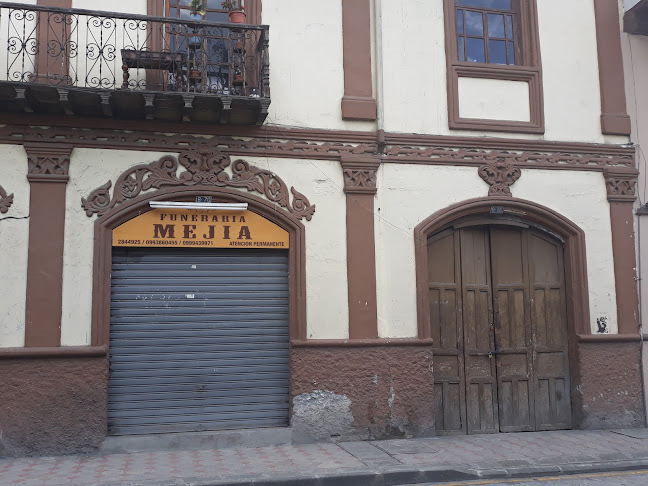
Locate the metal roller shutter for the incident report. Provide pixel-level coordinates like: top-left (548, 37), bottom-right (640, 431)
top-left (108, 247), bottom-right (290, 435)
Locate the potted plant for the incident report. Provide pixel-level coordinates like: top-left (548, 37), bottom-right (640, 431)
top-left (187, 0), bottom-right (204, 46)
top-left (222, 0), bottom-right (246, 23)
top-left (233, 69), bottom-right (244, 85)
top-left (188, 0), bottom-right (206, 18)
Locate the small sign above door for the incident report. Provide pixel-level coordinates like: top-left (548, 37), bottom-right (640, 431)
top-left (113, 209), bottom-right (289, 249)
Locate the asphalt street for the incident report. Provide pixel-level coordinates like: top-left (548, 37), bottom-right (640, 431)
top-left (406, 469), bottom-right (648, 485)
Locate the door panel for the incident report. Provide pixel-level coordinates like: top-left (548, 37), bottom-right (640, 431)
top-left (460, 228), bottom-right (499, 434)
top-left (429, 231), bottom-right (466, 435)
top-left (428, 224), bottom-right (571, 435)
top-left (528, 233), bottom-right (572, 430)
top-left (490, 228), bottom-right (535, 432)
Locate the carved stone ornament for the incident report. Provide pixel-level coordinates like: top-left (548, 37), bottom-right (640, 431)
top-left (81, 147), bottom-right (316, 221)
top-left (478, 159), bottom-right (521, 197)
top-left (0, 184), bottom-right (14, 214)
top-left (604, 167), bottom-right (639, 202)
top-left (25, 144), bottom-right (72, 183)
top-left (341, 158), bottom-right (380, 195)
top-left (344, 168), bottom-right (376, 190)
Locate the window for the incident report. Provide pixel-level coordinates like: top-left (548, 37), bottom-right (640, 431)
top-left (455, 0), bottom-right (518, 65)
top-left (167, 0), bottom-right (229, 23)
top-left (443, 0), bottom-right (544, 133)
top-left (166, 0), bottom-right (230, 92)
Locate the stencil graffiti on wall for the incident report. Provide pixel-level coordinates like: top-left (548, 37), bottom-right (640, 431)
top-left (596, 317), bottom-right (609, 334)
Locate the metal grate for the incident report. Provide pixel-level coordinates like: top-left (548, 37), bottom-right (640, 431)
top-left (108, 247), bottom-right (290, 435)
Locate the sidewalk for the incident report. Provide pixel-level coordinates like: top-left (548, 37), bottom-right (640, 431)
top-left (3, 429), bottom-right (648, 486)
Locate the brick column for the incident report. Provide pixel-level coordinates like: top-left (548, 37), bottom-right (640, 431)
top-left (604, 167), bottom-right (640, 335)
top-left (24, 144), bottom-right (72, 347)
top-left (341, 156), bottom-right (379, 338)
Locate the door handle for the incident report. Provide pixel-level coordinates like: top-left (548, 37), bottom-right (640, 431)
top-left (488, 351), bottom-right (502, 358)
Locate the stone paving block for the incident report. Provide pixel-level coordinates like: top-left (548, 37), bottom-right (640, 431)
top-left (371, 439), bottom-right (438, 455)
top-left (612, 429), bottom-right (648, 439)
top-left (336, 441), bottom-right (399, 466)
top-left (598, 451), bottom-right (633, 461)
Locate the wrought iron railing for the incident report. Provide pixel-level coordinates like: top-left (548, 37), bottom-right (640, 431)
top-left (0, 2), bottom-right (269, 97)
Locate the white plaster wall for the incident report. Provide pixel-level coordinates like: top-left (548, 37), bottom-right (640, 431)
top-left (537, 0), bottom-right (604, 143)
top-left (458, 78), bottom-right (530, 122)
top-left (262, 0), bottom-right (375, 132)
top-left (61, 150), bottom-right (348, 345)
top-left (72, 0), bottom-right (146, 14)
top-left (61, 149), bottom-right (169, 346)
top-left (380, 0), bottom-right (448, 137)
top-left (375, 165), bottom-right (618, 338)
top-left (380, 0), bottom-right (615, 144)
top-left (0, 145), bottom-right (29, 347)
top-left (245, 156), bottom-right (349, 339)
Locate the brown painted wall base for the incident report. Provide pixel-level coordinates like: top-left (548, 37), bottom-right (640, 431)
top-left (290, 345), bottom-right (435, 442)
top-left (574, 341), bottom-right (645, 430)
top-left (0, 357), bottom-right (108, 457)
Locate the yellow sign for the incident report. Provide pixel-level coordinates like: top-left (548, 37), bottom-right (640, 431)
top-left (113, 209), bottom-right (289, 249)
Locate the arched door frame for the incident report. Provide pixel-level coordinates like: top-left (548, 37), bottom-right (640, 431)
top-left (90, 186), bottom-right (306, 346)
top-left (414, 197), bottom-right (591, 343)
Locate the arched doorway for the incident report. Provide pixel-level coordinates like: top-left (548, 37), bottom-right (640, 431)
top-left (415, 198), bottom-right (590, 436)
top-left (90, 187), bottom-right (307, 435)
top-left (428, 223), bottom-right (570, 434)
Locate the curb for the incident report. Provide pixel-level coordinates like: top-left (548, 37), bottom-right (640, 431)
top-left (113, 458), bottom-right (648, 486)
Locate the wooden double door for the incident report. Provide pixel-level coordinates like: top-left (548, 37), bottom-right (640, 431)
top-left (429, 224), bottom-right (572, 435)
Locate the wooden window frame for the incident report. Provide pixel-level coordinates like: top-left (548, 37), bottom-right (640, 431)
top-left (443, 0), bottom-right (544, 134)
top-left (455, 2), bottom-right (519, 65)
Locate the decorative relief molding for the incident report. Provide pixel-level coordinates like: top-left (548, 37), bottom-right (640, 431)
top-left (82, 147), bottom-right (316, 221)
top-left (24, 144), bottom-right (72, 183)
top-left (478, 160), bottom-right (521, 197)
top-left (341, 157), bottom-right (380, 195)
top-left (0, 185), bottom-right (14, 213)
top-left (604, 167), bottom-right (639, 202)
top-left (0, 126), bottom-right (636, 172)
top-left (0, 126), bottom-right (377, 161)
top-left (384, 145), bottom-right (634, 170)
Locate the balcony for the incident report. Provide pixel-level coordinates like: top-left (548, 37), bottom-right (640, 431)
top-left (0, 2), bottom-right (270, 125)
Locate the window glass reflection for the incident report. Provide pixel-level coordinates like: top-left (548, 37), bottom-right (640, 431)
top-left (507, 42), bottom-right (515, 64)
top-left (466, 37), bottom-right (485, 63)
top-left (465, 11), bottom-right (484, 36)
top-left (489, 40), bottom-right (507, 64)
top-left (487, 14), bottom-right (505, 38)
top-left (457, 0), bottom-right (511, 10)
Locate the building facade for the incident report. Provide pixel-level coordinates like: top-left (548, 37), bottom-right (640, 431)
top-left (0, 0), bottom-right (644, 456)
top-left (622, 0), bottom-right (648, 423)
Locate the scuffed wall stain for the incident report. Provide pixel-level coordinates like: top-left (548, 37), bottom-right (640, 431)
top-left (292, 390), bottom-right (354, 443)
top-left (291, 347), bottom-right (435, 443)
